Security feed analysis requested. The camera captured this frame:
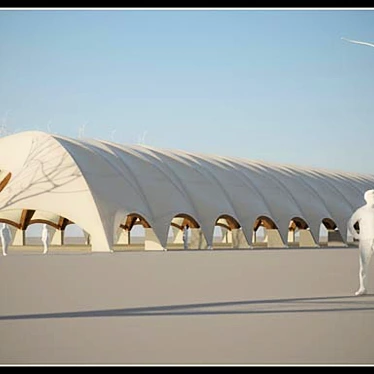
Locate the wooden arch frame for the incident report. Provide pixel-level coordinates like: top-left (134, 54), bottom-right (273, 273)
top-left (171, 213), bottom-right (200, 230)
top-left (215, 214), bottom-right (241, 230)
top-left (120, 213), bottom-right (151, 231)
top-left (253, 215), bottom-right (278, 231)
top-left (289, 217), bottom-right (309, 231)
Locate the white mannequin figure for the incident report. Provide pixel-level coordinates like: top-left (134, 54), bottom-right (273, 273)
top-left (183, 224), bottom-right (189, 250)
top-left (0, 223), bottom-right (12, 256)
top-left (348, 189), bottom-right (374, 296)
top-left (41, 224), bottom-right (50, 254)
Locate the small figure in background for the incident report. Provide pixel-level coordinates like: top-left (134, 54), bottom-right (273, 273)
top-left (41, 224), bottom-right (50, 254)
top-left (0, 223), bottom-right (12, 256)
top-left (183, 224), bottom-right (189, 250)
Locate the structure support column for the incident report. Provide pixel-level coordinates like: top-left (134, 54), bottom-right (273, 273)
top-left (221, 228), bottom-right (232, 244)
top-left (327, 229), bottom-right (346, 247)
top-left (50, 228), bottom-right (64, 245)
top-left (173, 228), bottom-right (184, 244)
top-left (190, 228), bottom-right (208, 249)
top-left (83, 230), bottom-right (91, 245)
top-left (232, 228), bottom-right (250, 249)
top-left (144, 228), bottom-right (165, 251)
top-left (266, 229), bottom-right (287, 248)
top-left (299, 229), bottom-right (319, 247)
top-left (287, 230), bottom-right (295, 244)
top-left (116, 228), bottom-right (130, 245)
top-left (11, 228), bottom-right (26, 246)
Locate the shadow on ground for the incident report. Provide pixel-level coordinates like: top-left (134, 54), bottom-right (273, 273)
top-left (1, 295), bottom-right (373, 320)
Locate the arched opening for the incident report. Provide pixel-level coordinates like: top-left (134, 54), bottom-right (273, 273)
top-left (213, 214), bottom-right (249, 249)
top-left (170, 214), bottom-right (200, 230)
top-left (0, 208), bottom-right (82, 249)
top-left (25, 223), bottom-right (46, 246)
top-left (28, 212), bottom-right (73, 247)
top-left (167, 213), bottom-right (204, 250)
top-left (25, 220), bottom-right (83, 252)
top-left (287, 217), bottom-right (317, 247)
top-left (26, 219), bottom-right (64, 248)
top-left (115, 213), bottom-right (151, 249)
top-left (320, 218), bottom-right (345, 247)
top-left (64, 223), bottom-right (89, 245)
top-left (252, 215), bottom-right (285, 248)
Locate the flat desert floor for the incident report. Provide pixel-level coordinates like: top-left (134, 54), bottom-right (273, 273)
top-left (0, 246), bottom-right (374, 366)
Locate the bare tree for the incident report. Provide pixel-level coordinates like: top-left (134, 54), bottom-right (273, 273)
top-left (0, 136), bottom-right (83, 212)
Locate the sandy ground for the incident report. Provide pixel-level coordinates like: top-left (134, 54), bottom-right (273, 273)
top-left (0, 246), bottom-right (373, 366)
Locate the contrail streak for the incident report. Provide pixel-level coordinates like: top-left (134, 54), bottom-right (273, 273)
top-left (341, 37), bottom-right (374, 48)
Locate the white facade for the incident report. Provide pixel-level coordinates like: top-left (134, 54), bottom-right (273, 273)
top-left (0, 131), bottom-right (373, 252)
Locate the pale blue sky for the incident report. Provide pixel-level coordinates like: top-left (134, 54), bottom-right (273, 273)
top-left (1, 8), bottom-right (374, 174)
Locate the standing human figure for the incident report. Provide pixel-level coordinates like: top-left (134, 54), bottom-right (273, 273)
top-left (0, 223), bottom-right (12, 256)
top-left (183, 224), bottom-right (189, 250)
top-left (41, 224), bottom-right (50, 254)
top-left (348, 189), bottom-right (374, 296)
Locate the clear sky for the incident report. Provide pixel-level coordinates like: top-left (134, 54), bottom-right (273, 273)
top-left (1, 7), bottom-right (374, 175)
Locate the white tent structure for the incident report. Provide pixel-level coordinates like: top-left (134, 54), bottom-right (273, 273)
top-left (0, 130), bottom-right (373, 252)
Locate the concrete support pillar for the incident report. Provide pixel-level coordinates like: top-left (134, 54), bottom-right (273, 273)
top-left (144, 228), bottom-right (165, 251)
top-left (90, 237), bottom-right (112, 253)
top-left (299, 229), bottom-right (319, 247)
top-left (221, 228), bottom-right (232, 244)
top-left (346, 230), bottom-right (354, 244)
top-left (232, 228), bottom-right (250, 248)
top-left (287, 230), bottom-right (295, 243)
top-left (173, 228), bottom-right (184, 244)
top-left (327, 229), bottom-right (346, 247)
top-left (263, 232), bottom-right (268, 243)
top-left (190, 228), bottom-right (208, 249)
top-left (116, 228), bottom-right (130, 244)
top-left (50, 229), bottom-right (64, 245)
top-left (266, 229), bottom-right (286, 248)
top-left (11, 228), bottom-right (26, 246)
top-left (83, 230), bottom-right (91, 245)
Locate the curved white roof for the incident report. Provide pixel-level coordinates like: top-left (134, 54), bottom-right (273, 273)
top-left (0, 131), bottom-right (373, 251)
